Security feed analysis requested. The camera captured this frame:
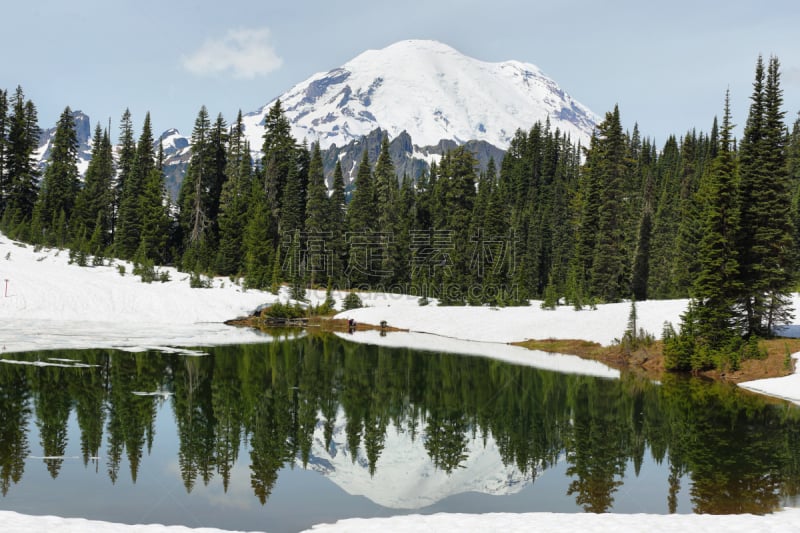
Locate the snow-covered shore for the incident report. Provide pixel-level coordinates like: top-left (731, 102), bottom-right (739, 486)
top-left (2, 508), bottom-right (800, 533)
top-left (2, 231), bottom-right (800, 532)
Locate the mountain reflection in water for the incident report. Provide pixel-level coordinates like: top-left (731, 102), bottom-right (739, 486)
top-left (1, 334), bottom-right (799, 529)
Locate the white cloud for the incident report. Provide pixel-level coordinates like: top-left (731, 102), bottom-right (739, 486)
top-left (182, 27), bottom-right (283, 79)
top-left (784, 66), bottom-right (800, 87)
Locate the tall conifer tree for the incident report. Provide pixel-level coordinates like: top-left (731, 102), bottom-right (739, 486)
top-left (328, 160), bottom-right (347, 285)
top-left (5, 86), bottom-right (40, 222)
top-left (113, 109), bottom-right (136, 238)
top-left (589, 105), bottom-right (629, 302)
top-left (138, 142), bottom-right (171, 263)
top-left (373, 135), bottom-right (400, 286)
top-left (115, 112), bottom-right (155, 259)
top-left (346, 148), bottom-right (377, 287)
top-left (216, 112), bottom-right (251, 275)
top-left (0, 89), bottom-right (8, 214)
top-left (736, 56), bottom-right (795, 335)
top-left (37, 107), bottom-right (80, 240)
top-left (691, 92), bottom-right (743, 352)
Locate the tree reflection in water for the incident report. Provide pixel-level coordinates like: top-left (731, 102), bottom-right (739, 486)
top-left (1, 335), bottom-right (799, 514)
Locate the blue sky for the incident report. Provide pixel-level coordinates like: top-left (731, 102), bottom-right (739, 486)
top-left (3, 0), bottom-right (800, 144)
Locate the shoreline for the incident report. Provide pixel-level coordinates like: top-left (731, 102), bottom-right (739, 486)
top-left (3, 231), bottom-right (800, 532)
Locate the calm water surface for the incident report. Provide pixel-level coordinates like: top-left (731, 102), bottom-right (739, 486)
top-left (1, 334), bottom-right (799, 532)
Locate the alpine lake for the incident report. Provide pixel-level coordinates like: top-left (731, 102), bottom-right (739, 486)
top-left (1, 332), bottom-right (799, 532)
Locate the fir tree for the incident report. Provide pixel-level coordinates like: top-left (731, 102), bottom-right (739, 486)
top-left (261, 99), bottom-right (296, 214)
top-left (37, 107), bottom-right (80, 238)
top-left (736, 56), bottom-right (795, 336)
top-left (0, 89), bottom-right (8, 214)
top-left (346, 148), bottom-right (377, 287)
top-left (691, 91), bottom-right (743, 351)
top-left (373, 134), bottom-right (400, 286)
top-left (73, 124), bottom-right (114, 248)
top-left (5, 86), bottom-right (40, 221)
top-left (279, 149), bottom-right (305, 235)
top-left (328, 160), bottom-right (347, 286)
top-left (243, 180), bottom-right (274, 290)
top-left (216, 112), bottom-right (251, 276)
top-left (138, 145), bottom-right (171, 263)
top-left (115, 112), bottom-right (155, 259)
top-left (304, 142), bottom-right (329, 287)
top-left (435, 146), bottom-right (477, 304)
top-left (304, 142), bottom-right (328, 233)
top-left (178, 106), bottom-right (224, 269)
top-left (113, 109), bottom-right (136, 238)
top-left (346, 147), bottom-right (376, 233)
top-left (630, 204), bottom-right (652, 301)
top-left (647, 136), bottom-right (683, 298)
top-left (589, 105), bottom-right (629, 302)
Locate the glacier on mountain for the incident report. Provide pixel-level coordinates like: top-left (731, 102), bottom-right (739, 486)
top-left (242, 39), bottom-right (597, 152)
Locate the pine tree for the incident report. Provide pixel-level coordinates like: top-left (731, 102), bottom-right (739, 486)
top-left (647, 136), bottom-right (682, 298)
top-left (436, 146), bottom-right (477, 304)
top-left (5, 86), bottom-right (40, 221)
top-left (672, 132), bottom-right (706, 297)
top-left (630, 203), bottom-right (652, 301)
top-left (0, 89), bottom-right (8, 215)
top-left (113, 109), bottom-right (136, 238)
top-left (73, 124), bottom-right (114, 248)
top-left (216, 112), bottom-right (251, 276)
top-left (346, 148), bottom-right (377, 288)
top-left (279, 149), bottom-right (305, 235)
top-left (373, 134), bottom-right (399, 287)
top-left (37, 107), bottom-right (80, 238)
top-left (328, 160), bottom-right (347, 286)
top-left (736, 55), bottom-right (795, 336)
top-left (288, 230), bottom-right (306, 301)
top-left (115, 112), bottom-right (155, 259)
top-left (346, 148), bottom-right (376, 233)
top-left (760, 57), bottom-right (795, 332)
top-left (243, 180), bottom-right (274, 290)
top-left (691, 91), bottom-right (743, 351)
top-left (178, 106), bottom-right (223, 269)
top-left (305, 142), bottom-right (328, 233)
top-left (789, 114), bottom-right (800, 276)
top-left (589, 105), bottom-right (629, 302)
top-left (261, 99), bottom-right (296, 214)
top-left (138, 144), bottom-right (171, 263)
top-left (568, 134), bottom-right (602, 303)
top-left (304, 142), bottom-right (329, 287)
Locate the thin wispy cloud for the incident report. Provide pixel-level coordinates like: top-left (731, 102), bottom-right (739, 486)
top-left (783, 66), bottom-right (800, 88)
top-left (182, 27), bottom-right (283, 79)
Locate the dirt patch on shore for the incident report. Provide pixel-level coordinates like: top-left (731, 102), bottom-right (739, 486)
top-left (512, 337), bottom-right (798, 384)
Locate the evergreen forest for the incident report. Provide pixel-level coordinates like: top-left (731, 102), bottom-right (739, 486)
top-left (1, 56), bottom-right (800, 371)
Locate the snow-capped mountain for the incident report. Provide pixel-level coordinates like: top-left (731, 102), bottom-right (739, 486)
top-left (35, 40), bottom-right (598, 193)
top-left (36, 109), bottom-right (93, 176)
top-left (243, 39), bottom-right (597, 152)
top-left (300, 409), bottom-right (535, 509)
top-left (158, 128), bottom-right (191, 199)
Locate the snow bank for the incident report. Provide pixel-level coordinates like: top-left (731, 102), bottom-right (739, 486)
top-left (0, 510), bottom-right (258, 533)
top-left (336, 294), bottom-right (688, 346)
top-left (334, 330), bottom-right (619, 379)
top-left (0, 233), bottom-right (290, 353)
top-left (3, 508), bottom-right (800, 533)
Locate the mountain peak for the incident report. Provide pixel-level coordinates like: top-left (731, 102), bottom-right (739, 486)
top-left (243, 39), bottom-right (597, 151)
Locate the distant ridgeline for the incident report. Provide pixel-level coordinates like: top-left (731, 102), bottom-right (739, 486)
top-left (1, 55), bottom-right (798, 374)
